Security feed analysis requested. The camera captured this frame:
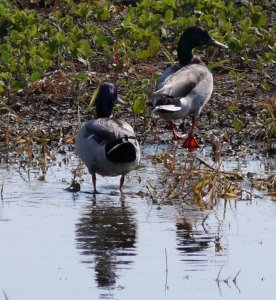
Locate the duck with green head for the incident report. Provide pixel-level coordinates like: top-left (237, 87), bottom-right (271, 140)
top-left (153, 26), bottom-right (228, 150)
top-left (75, 82), bottom-right (140, 194)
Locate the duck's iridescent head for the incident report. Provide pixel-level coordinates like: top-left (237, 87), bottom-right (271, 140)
top-left (178, 26), bottom-right (228, 64)
top-left (95, 82), bottom-right (117, 118)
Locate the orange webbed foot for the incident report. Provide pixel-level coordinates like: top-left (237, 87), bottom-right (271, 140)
top-left (182, 136), bottom-right (201, 151)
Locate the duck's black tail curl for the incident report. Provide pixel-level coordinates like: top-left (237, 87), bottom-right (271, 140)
top-left (105, 137), bottom-right (137, 163)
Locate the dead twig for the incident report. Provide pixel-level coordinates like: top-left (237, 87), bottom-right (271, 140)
top-left (0, 182), bottom-right (3, 201)
top-left (216, 265), bottom-right (224, 282)
top-left (233, 269), bottom-right (241, 285)
top-left (164, 248), bottom-right (169, 292)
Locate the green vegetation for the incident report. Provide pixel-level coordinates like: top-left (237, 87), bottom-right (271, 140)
top-left (0, 0), bottom-right (274, 92)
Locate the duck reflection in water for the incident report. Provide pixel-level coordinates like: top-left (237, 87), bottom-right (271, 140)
top-left (176, 219), bottom-right (212, 265)
top-left (75, 199), bottom-right (137, 289)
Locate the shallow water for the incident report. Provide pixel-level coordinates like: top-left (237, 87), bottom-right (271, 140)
top-left (0, 145), bottom-right (275, 300)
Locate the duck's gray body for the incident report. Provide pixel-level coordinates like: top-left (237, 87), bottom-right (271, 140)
top-left (152, 26), bottom-right (227, 149)
top-left (75, 118), bottom-right (140, 177)
top-left (155, 64), bottom-right (182, 91)
top-left (75, 82), bottom-right (140, 192)
top-left (153, 62), bottom-right (213, 120)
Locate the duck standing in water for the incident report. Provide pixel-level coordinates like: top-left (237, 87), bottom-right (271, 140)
top-left (75, 82), bottom-right (140, 193)
top-left (153, 26), bottom-right (228, 150)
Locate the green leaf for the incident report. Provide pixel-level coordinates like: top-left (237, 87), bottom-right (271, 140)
top-left (261, 80), bottom-right (271, 91)
top-left (10, 30), bottom-right (25, 42)
top-left (99, 9), bottom-right (110, 21)
top-left (74, 73), bottom-right (88, 82)
top-left (95, 35), bottom-right (110, 47)
top-left (164, 0), bottom-right (176, 9)
top-left (11, 80), bottom-right (26, 92)
top-left (232, 119), bottom-right (243, 133)
top-left (77, 40), bottom-right (91, 58)
top-left (86, 85), bottom-right (99, 112)
top-left (241, 18), bottom-right (251, 30)
top-left (252, 13), bottom-right (267, 26)
top-left (0, 72), bottom-right (10, 80)
top-left (251, 5), bottom-right (263, 13)
top-left (209, 59), bottom-right (229, 70)
top-left (55, 30), bottom-right (66, 44)
top-left (131, 98), bottom-right (145, 114)
top-left (265, 52), bottom-right (275, 62)
top-left (151, 14), bottom-right (162, 27)
top-left (228, 38), bottom-right (243, 50)
top-left (30, 24), bottom-right (38, 38)
top-left (1, 51), bottom-right (10, 65)
top-left (31, 71), bottom-right (42, 82)
top-left (228, 106), bottom-right (240, 113)
top-left (165, 9), bottom-right (174, 24)
top-left (149, 35), bottom-right (160, 56)
top-left (0, 81), bottom-right (6, 92)
top-left (0, 4), bottom-right (5, 15)
top-left (123, 7), bottom-right (135, 27)
top-left (136, 49), bottom-right (151, 60)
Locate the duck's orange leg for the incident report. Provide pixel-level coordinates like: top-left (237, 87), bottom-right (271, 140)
top-left (182, 116), bottom-right (201, 150)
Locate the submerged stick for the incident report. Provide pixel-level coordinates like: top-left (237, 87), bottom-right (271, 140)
top-left (0, 183), bottom-right (3, 201)
top-left (165, 248), bottom-right (168, 292)
top-left (233, 269), bottom-right (241, 285)
top-left (215, 265), bottom-right (224, 281)
top-left (165, 248), bottom-right (168, 273)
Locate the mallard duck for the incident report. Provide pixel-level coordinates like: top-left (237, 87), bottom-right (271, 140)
top-left (75, 82), bottom-right (140, 193)
top-left (153, 26), bottom-right (228, 150)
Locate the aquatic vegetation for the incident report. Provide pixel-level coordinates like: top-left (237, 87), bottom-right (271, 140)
top-left (148, 146), bottom-right (247, 208)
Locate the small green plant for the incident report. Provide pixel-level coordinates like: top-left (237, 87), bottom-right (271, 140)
top-left (0, 0), bottom-right (113, 94)
top-left (227, 106), bottom-right (244, 134)
top-left (254, 97), bottom-right (276, 145)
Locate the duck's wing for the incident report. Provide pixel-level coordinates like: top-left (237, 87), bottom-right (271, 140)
top-left (155, 64), bottom-right (182, 91)
top-left (84, 118), bottom-right (135, 143)
top-left (154, 64), bottom-right (205, 98)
